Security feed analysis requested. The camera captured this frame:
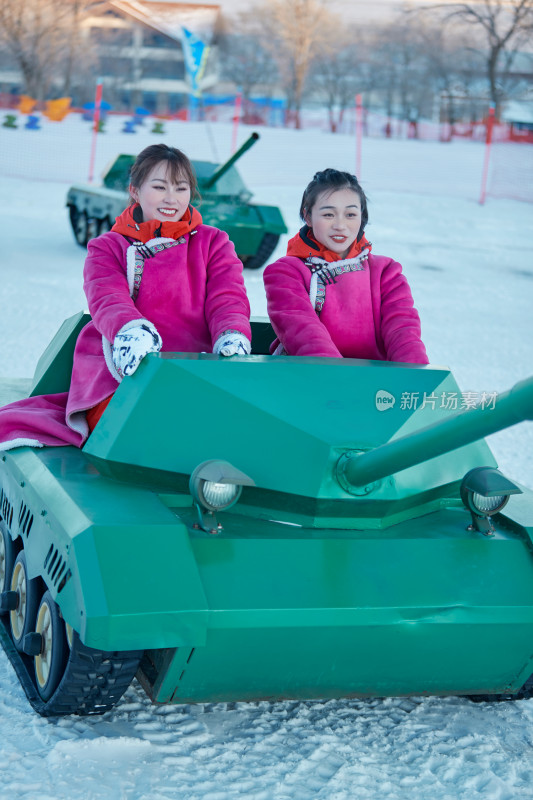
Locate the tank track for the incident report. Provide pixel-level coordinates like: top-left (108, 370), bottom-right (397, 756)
top-left (242, 232), bottom-right (280, 270)
top-left (0, 613), bottom-right (142, 716)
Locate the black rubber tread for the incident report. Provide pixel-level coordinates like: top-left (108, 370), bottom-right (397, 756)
top-left (241, 232), bottom-right (280, 270)
top-left (0, 611), bottom-right (142, 716)
top-left (69, 206), bottom-right (89, 248)
top-left (44, 632), bottom-right (143, 716)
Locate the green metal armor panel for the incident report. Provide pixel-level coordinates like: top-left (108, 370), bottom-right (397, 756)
top-left (83, 353), bottom-right (496, 525)
top-left (0, 445), bottom-right (208, 651)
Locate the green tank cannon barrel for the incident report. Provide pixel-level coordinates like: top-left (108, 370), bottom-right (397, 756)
top-left (201, 132), bottom-right (260, 189)
top-left (341, 375), bottom-right (533, 488)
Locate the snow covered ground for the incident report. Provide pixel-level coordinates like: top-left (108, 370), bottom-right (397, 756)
top-left (0, 115), bottom-right (532, 799)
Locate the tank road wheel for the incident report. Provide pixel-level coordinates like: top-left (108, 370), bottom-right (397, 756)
top-left (34, 590), bottom-right (68, 702)
top-left (9, 551), bottom-right (40, 652)
top-left (241, 232), bottom-right (280, 270)
top-left (0, 526), bottom-right (16, 599)
top-left (86, 217), bottom-right (100, 243)
top-left (69, 206), bottom-right (89, 247)
top-left (98, 217), bottom-right (113, 235)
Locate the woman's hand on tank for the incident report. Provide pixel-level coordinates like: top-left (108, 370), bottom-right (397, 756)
top-left (213, 331), bottom-right (251, 357)
top-left (112, 320), bottom-right (163, 378)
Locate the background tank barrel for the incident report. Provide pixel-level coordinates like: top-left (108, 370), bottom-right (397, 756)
top-left (342, 375), bottom-right (533, 488)
top-left (202, 132), bottom-right (260, 189)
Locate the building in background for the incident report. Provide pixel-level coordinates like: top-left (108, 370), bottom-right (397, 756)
top-left (0, 0), bottom-right (222, 114)
top-left (83, 0), bottom-right (221, 113)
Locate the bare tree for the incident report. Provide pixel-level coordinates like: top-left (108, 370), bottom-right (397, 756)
top-left (0, 0), bottom-right (85, 100)
top-left (408, 20), bottom-right (482, 126)
top-left (423, 0), bottom-right (533, 116)
top-left (219, 17), bottom-right (278, 118)
top-left (252, 0), bottom-right (340, 128)
top-left (308, 30), bottom-right (375, 133)
top-left (495, 27), bottom-right (533, 102)
top-left (368, 17), bottom-right (432, 129)
top-left (58, 0), bottom-right (87, 97)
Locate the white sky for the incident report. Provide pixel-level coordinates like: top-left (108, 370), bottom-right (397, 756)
top-left (217, 0), bottom-right (405, 20)
top-left (209, 0), bottom-right (463, 22)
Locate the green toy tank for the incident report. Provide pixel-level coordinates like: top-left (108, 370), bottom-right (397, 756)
top-left (1, 313), bottom-right (533, 716)
top-left (66, 132), bottom-right (287, 269)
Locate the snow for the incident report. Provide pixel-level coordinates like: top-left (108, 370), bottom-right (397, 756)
top-left (0, 113), bottom-right (532, 799)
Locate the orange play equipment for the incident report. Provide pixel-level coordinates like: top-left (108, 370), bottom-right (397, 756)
top-left (18, 95), bottom-right (36, 114)
top-left (43, 98), bottom-right (71, 121)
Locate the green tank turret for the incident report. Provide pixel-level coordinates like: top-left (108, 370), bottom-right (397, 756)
top-left (1, 313), bottom-right (533, 716)
top-left (66, 132), bottom-right (287, 269)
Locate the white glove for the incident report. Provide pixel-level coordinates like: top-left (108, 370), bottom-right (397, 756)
top-left (213, 331), bottom-right (251, 357)
top-left (112, 320), bottom-right (162, 378)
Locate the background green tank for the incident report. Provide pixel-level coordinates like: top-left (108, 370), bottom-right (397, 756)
top-left (1, 313), bottom-right (533, 716)
top-left (65, 132), bottom-right (287, 269)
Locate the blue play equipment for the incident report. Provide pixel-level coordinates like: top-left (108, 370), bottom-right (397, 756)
top-left (82, 101), bottom-right (112, 122)
top-left (25, 115), bottom-right (41, 130)
top-left (132, 106), bottom-right (151, 125)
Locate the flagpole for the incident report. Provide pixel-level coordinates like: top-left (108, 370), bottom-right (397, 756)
top-left (88, 80), bottom-right (103, 183)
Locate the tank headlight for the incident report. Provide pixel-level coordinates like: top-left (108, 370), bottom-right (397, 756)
top-left (470, 492), bottom-right (508, 515)
top-left (197, 479), bottom-right (241, 511)
top-left (460, 467), bottom-right (521, 534)
top-left (189, 460), bottom-right (254, 532)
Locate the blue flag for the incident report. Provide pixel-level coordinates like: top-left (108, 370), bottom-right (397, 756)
top-left (181, 28), bottom-right (209, 95)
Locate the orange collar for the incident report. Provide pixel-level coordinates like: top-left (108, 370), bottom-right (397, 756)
top-left (111, 203), bottom-right (203, 243)
top-left (286, 226), bottom-right (371, 262)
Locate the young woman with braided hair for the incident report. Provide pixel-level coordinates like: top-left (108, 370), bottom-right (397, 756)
top-left (263, 169), bottom-right (428, 364)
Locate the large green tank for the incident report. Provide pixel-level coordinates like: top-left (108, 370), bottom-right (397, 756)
top-left (66, 132), bottom-right (287, 269)
top-left (1, 312), bottom-right (533, 716)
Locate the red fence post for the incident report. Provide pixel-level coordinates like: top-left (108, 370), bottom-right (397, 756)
top-left (479, 106), bottom-right (495, 205)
